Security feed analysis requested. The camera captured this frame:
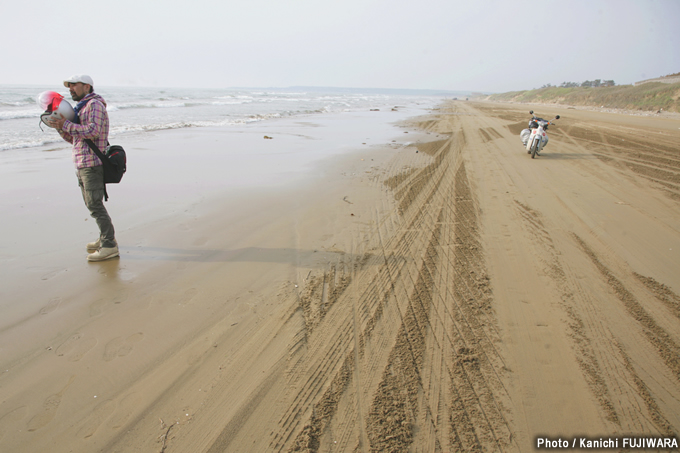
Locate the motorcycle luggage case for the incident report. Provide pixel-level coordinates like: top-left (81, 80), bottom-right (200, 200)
top-left (520, 128), bottom-right (531, 146)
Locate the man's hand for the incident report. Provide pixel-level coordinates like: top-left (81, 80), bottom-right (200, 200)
top-left (45, 114), bottom-right (67, 130)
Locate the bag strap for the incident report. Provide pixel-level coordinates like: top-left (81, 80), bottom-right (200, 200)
top-left (84, 138), bottom-right (107, 161)
top-left (84, 139), bottom-right (111, 201)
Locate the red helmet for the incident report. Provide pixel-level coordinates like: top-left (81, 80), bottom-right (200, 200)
top-left (37, 91), bottom-right (75, 125)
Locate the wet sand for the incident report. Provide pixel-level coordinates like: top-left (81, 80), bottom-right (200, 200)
top-left (1, 102), bottom-right (679, 452)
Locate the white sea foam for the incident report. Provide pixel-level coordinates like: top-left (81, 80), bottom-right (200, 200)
top-left (211, 100), bottom-right (253, 105)
top-left (0, 85), bottom-right (451, 153)
top-left (0, 136), bottom-right (62, 152)
top-left (0, 109), bottom-right (41, 120)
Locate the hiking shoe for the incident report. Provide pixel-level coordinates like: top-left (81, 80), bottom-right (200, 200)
top-left (87, 239), bottom-right (117, 251)
top-left (87, 246), bottom-right (119, 262)
top-left (86, 238), bottom-right (101, 251)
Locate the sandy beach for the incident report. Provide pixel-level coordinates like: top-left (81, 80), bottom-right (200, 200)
top-left (1, 101), bottom-right (679, 452)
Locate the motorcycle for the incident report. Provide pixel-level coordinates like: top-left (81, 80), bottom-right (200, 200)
top-left (521, 111), bottom-right (560, 158)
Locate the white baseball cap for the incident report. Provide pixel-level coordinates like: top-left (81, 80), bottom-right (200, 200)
top-left (63, 74), bottom-right (94, 87)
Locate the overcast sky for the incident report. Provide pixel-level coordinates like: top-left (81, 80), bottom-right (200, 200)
top-left (2, 0), bottom-right (678, 92)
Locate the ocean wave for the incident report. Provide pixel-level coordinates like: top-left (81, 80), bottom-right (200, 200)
top-left (109, 112), bottom-right (285, 134)
top-left (0, 136), bottom-right (64, 152)
top-left (0, 109), bottom-right (41, 120)
top-left (211, 99), bottom-right (254, 106)
top-left (1, 97), bottom-right (35, 107)
top-left (109, 101), bottom-right (193, 110)
top-left (1, 85), bottom-right (446, 153)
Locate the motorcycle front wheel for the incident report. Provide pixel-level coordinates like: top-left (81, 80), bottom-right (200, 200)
top-left (530, 139), bottom-right (539, 158)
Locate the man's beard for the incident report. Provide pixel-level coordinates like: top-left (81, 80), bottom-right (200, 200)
top-left (71, 92), bottom-right (85, 101)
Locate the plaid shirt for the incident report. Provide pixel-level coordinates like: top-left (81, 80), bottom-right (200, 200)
top-left (59, 93), bottom-right (109, 169)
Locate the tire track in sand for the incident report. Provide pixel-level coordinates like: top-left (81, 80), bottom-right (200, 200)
top-left (513, 201), bottom-right (620, 425)
top-left (280, 123), bottom-right (511, 452)
top-left (276, 133), bottom-right (457, 452)
top-left (512, 197), bottom-right (680, 435)
top-left (574, 235), bottom-right (680, 383)
top-left (280, 139), bottom-right (455, 452)
top-left (633, 273), bottom-right (680, 321)
top-left (571, 235), bottom-right (678, 435)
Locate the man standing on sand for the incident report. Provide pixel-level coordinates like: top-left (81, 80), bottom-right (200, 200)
top-left (47, 75), bottom-right (118, 262)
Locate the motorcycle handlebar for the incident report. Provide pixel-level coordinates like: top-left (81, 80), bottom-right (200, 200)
top-left (530, 113), bottom-right (561, 125)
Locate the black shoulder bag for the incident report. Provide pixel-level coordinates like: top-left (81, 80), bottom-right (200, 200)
top-left (84, 139), bottom-right (127, 201)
